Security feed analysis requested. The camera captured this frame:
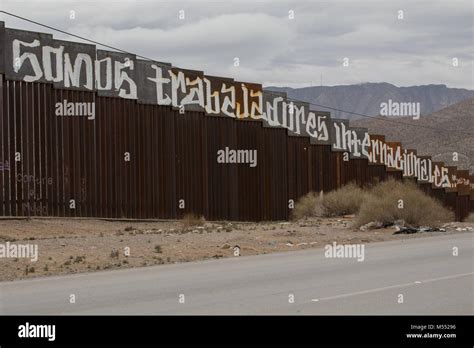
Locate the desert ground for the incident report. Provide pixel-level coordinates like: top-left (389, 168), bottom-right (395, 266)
top-left (0, 216), bottom-right (472, 281)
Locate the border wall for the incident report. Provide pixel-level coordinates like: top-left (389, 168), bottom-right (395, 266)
top-left (0, 22), bottom-right (472, 221)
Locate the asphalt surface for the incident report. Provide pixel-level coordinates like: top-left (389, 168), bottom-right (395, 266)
top-left (0, 233), bottom-right (472, 314)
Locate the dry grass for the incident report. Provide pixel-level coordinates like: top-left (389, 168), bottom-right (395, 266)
top-left (292, 183), bottom-right (366, 220)
top-left (290, 192), bottom-right (323, 220)
top-left (322, 183), bottom-right (367, 217)
top-left (464, 213), bottom-right (474, 223)
top-left (293, 179), bottom-right (454, 228)
top-left (181, 213), bottom-right (205, 228)
top-left (354, 179), bottom-right (454, 228)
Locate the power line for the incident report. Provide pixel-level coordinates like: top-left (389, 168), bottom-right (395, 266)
top-left (1, 10), bottom-right (473, 137)
top-left (0, 10), bottom-right (156, 62)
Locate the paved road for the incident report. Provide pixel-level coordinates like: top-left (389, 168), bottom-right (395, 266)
top-left (0, 233), bottom-right (472, 314)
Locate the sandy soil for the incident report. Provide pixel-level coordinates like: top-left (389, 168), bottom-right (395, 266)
top-left (0, 216), bottom-right (472, 281)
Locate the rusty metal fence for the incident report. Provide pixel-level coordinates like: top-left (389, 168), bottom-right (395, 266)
top-left (0, 21), bottom-right (472, 221)
top-left (0, 77), bottom-right (472, 221)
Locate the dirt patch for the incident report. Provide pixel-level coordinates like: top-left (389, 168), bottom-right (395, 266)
top-left (0, 217), bottom-right (471, 281)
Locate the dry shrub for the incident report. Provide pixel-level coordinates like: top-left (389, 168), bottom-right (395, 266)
top-left (354, 179), bottom-right (454, 228)
top-left (181, 213), bottom-right (205, 227)
top-left (322, 183), bottom-right (367, 217)
top-left (292, 179), bottom-right (454, 226)
top-left (464, 213), bottom-right (474, 223)
top-left (292, 183), bottom-right (365, 220)
top-left (291, 192), bottom-right (323, 220)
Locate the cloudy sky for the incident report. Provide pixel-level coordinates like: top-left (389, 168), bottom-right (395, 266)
top-left (1, 0), bottom-right (472, 89)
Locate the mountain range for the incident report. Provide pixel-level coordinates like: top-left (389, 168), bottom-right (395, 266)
top-left (352, 98), bottom-right (474, 174)
top-left (265, 83), bottom-right (474, 120)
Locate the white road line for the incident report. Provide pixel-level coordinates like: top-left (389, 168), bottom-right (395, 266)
top-left (418, 271), bottom-right (474, 284)
top-left (312, 272), bottom-right (474, 303)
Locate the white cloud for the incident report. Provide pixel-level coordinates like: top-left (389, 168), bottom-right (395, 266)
top-left (0, 0), bottom-right (472, 88)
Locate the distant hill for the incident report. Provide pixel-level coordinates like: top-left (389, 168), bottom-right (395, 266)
top-left (265, 83), bottom-right (474, 120)
top-left (352, 98), bottom-right (474, 174)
